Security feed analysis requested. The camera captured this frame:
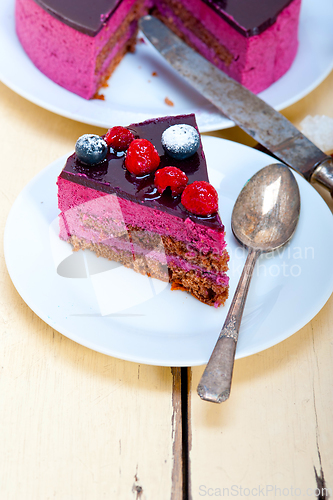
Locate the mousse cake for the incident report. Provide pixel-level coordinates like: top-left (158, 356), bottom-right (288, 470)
top-left (16, 0), bottom-right (302, 98)
top-left (57, 114), bottom-right (229, 307)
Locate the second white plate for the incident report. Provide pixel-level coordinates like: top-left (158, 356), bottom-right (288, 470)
top-left (0, 0), bottom-right (333, 131)
top-left (4, 137), bottom-right (333, 366)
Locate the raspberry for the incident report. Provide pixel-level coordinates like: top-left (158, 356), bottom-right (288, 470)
top-left (125, 139), bottom-right (160, 176)
top-left (154, 167), bottom-right (188, 196)
top-left (181, 181), bottom-right (219, 216)
top-left (105, 126), bottom-right (134, 152)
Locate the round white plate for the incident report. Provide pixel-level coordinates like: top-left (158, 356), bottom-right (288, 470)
top-left (0, 0), bottom-right (332, 132)
top-left (4, 137), bottom-right (333, 366)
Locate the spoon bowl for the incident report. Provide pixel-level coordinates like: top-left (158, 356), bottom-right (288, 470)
top-left (232, 163), bottom-right (300, 252)
top-left (197, 163), bottom-right (301, 403)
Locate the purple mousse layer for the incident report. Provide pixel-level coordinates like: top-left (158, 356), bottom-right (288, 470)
top-left (15, 0), bottom-right (146, 99)
top-left (58, 179), bottom-right (227, 256)
top-left (154, 0), bottom-right (301, 93)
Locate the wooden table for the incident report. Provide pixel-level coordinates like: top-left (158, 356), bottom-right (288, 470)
top-left (0, 68), bottom-right (332, 499)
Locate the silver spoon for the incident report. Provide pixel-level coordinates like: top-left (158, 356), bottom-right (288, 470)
top-left (197, 163), bottom-right (301, 403)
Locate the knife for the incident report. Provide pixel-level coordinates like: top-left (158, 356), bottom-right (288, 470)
top-left (139, 15), bottom-right (333, 196)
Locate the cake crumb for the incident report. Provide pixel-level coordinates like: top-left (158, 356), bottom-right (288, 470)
top-left (300, 115), bottom-right (333, 153)
top-left (152, 71), bottom-right (158, 77)
top-left (164, 97), bottom-right (174, 107)
top-left (94, 94), bottom-right (105, 101)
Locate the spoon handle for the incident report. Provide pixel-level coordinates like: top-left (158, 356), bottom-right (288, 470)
top-left (197, 248), bottom-right (260, 403)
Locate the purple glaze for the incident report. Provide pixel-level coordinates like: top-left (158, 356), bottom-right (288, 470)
top-left (32, 0), bottom-right (295, 37)
top-left (59, 114), bottom-right (224, 231)
top-left (32, 0), bottom-right (121, 36)
top-left (201, 0), bottom-right (295, 36)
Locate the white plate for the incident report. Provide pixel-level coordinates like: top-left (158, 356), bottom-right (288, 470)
top-left (0, 0), bottom-right (332, 132)
top-left (4, 137), bottom-right (333, 366)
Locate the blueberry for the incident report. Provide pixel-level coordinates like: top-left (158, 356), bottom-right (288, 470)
top-left (161, 124), bottom-right (200, 160)
top-left (75, 134), bottom-right (108, 165)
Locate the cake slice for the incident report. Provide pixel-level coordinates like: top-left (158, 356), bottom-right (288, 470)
top-left (57, 114), bottom-right (229, 307)
top-left (15, 0), bottom-right (301, 98)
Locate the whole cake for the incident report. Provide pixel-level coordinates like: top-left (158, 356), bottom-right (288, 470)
top-left (16, 0), bottom-right (302, 98)
top-left (57, 114), bottom-right (229, 307)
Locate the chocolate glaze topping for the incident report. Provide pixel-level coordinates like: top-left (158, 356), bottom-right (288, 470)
top-left (33, 0), bottom-right (120, 36)
top-left (33, 0), bottom-right (294, 37)
top-left (60, 114), bottom-right (224, 231)
top-left (202, 0), bottom-right (295, 36)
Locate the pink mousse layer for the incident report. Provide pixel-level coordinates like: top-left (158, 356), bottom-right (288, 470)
top-left (154, 0), bottom-right (301, 93)
top-left (57, 177), bottom-right (227, 256)
top-left (15, 0), bottom-right (147, 99)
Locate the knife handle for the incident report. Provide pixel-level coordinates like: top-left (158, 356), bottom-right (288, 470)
top-left (311, 157), bottom-right (333, 197)
top-left (254, 145), bottom-right (333, 198)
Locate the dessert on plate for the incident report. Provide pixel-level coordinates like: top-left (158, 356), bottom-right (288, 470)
top-left (15, 0), bottom-right (302, 98)
top-left (57, 114), bottom-right (229, 307)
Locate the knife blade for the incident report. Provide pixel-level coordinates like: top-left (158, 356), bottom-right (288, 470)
top-left (139, 15), bottom-right (333, 196)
